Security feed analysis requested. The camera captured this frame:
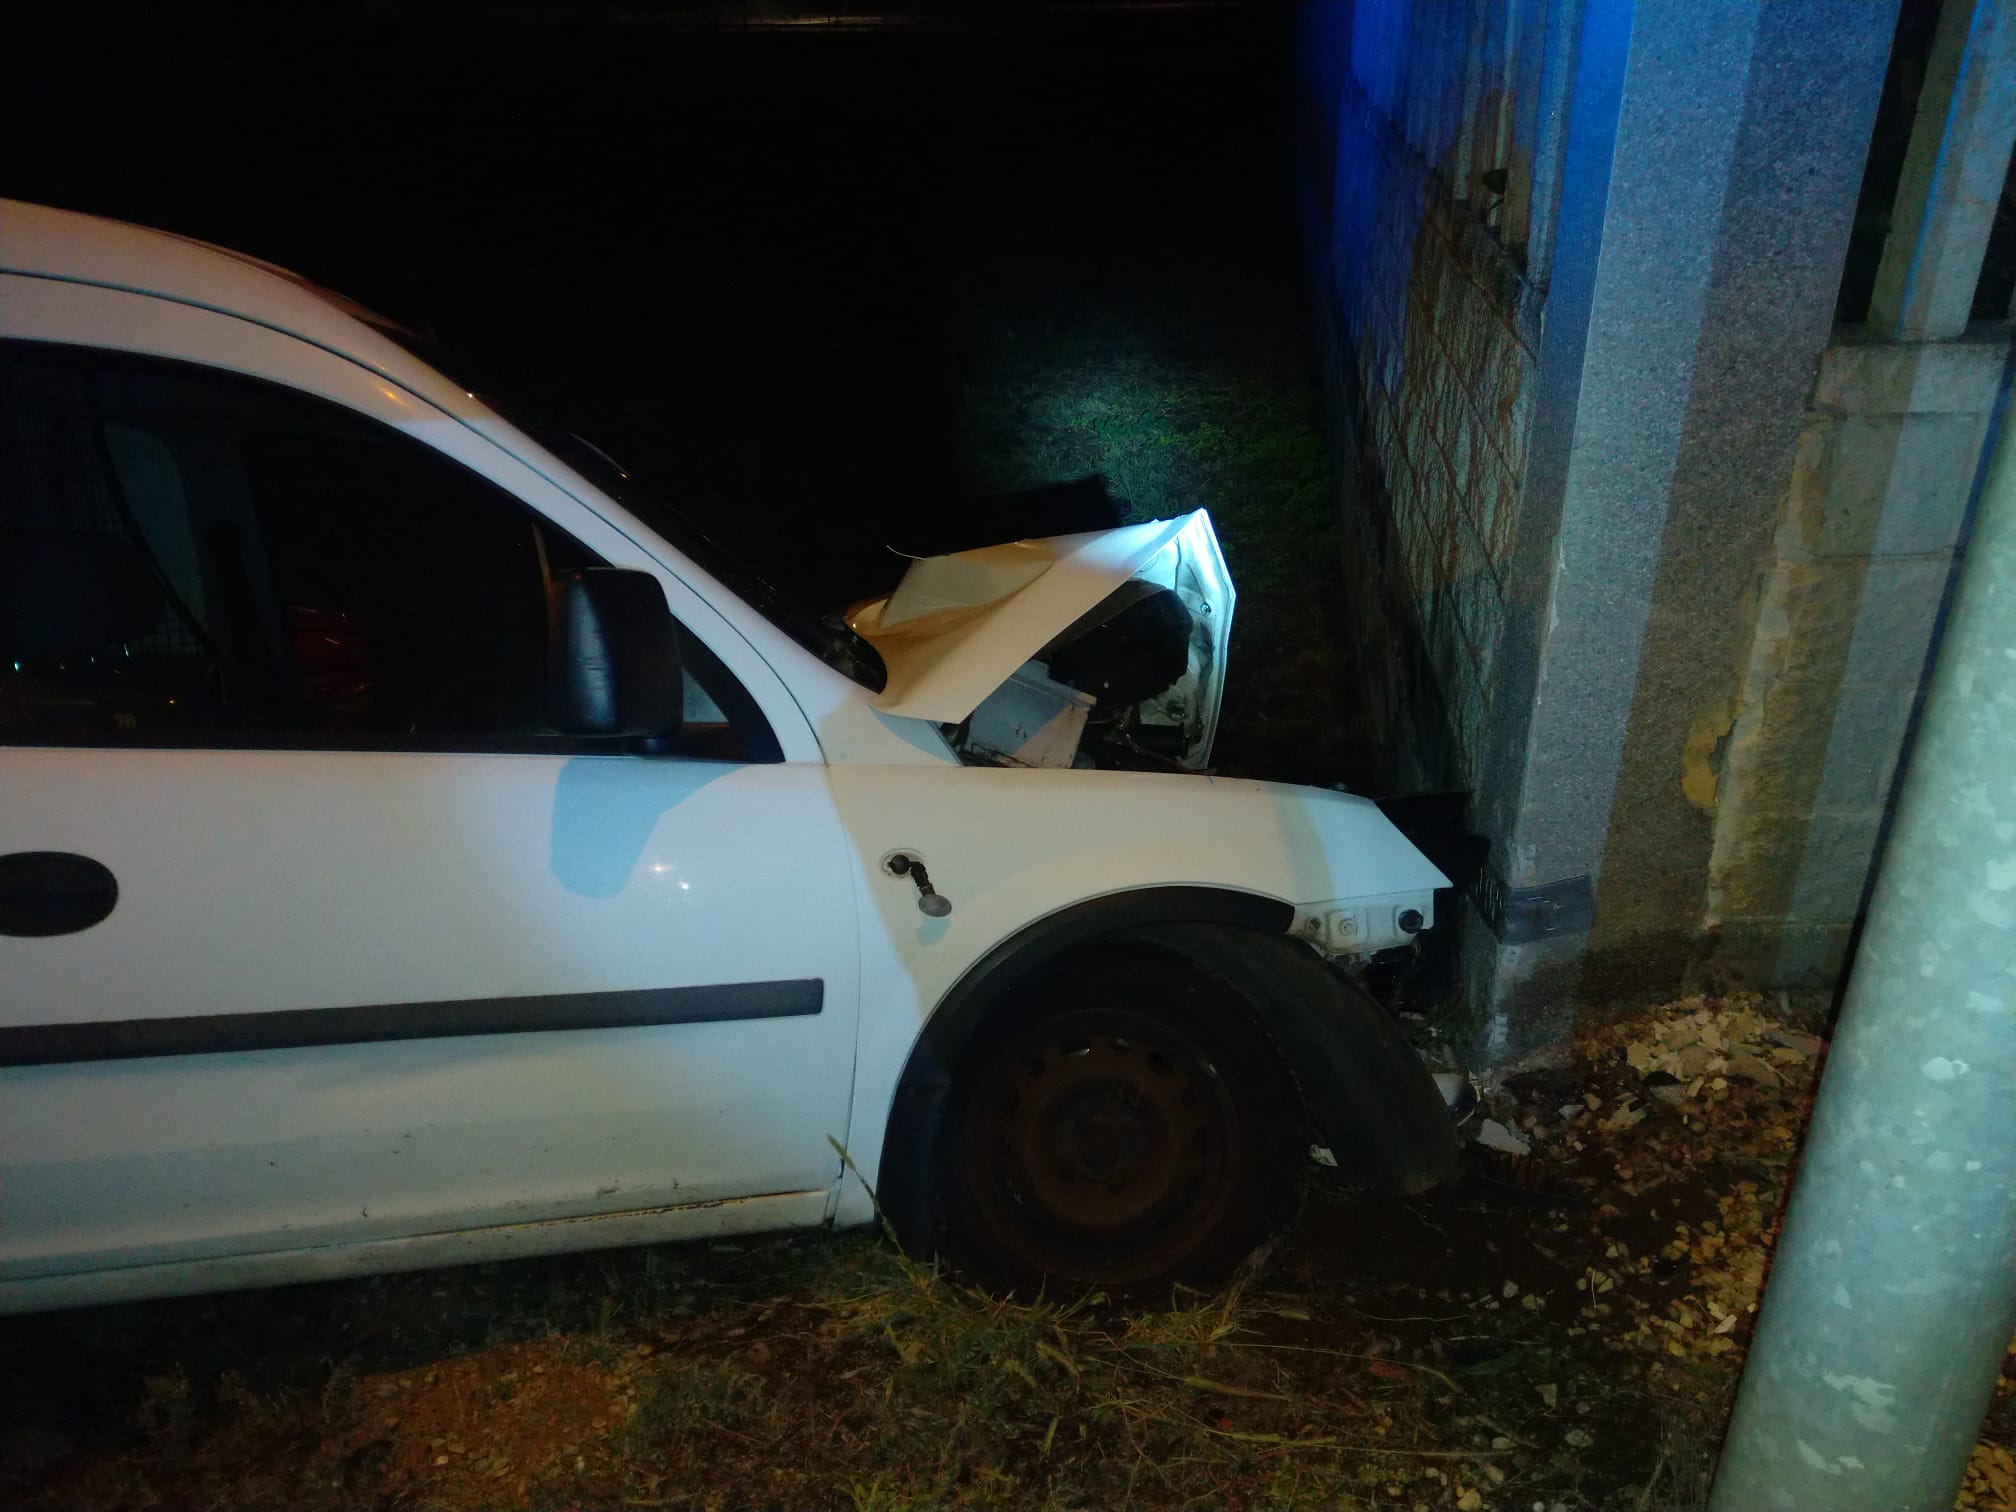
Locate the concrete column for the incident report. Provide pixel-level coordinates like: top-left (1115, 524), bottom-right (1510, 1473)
top-left (1707, 354), bottom-right (2016, 1512)
top-left (1462, 0), bottom-right (1897, 1058)
top-left (1869, 0), bottom-right (2016, 342)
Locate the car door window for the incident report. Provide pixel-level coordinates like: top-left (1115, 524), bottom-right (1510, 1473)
top-left (0, 342), bottom-right (768, 757)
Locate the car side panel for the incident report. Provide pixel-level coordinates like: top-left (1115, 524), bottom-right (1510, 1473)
top-left (829, 764), bottom-right (1447, 1225)
top-left (0, 281), bottom-right (865, 1293)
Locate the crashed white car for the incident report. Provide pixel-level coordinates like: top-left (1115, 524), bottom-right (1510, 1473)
top-left (0, 201), bottom-right (1457, 1313)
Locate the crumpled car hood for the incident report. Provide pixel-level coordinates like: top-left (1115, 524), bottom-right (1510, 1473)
top-left (845, 510), bottom-right (1234, 766)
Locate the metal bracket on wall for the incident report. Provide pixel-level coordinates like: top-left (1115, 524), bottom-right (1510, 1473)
top-left (1470, 868), bottom-right (1597, 944)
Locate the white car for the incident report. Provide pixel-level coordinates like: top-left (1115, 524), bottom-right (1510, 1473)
top-left (0, 200), bottom-right (1457, 1313)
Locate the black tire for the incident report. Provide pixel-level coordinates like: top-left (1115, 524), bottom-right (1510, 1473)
top-left (936, 941), bottom-right (1303, 1291)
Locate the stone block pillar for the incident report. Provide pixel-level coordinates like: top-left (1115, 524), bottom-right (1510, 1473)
top-left (1704, 0), bottom-right (2016, 988)
top-left (1459, 0), bottom-right (1898, 1058)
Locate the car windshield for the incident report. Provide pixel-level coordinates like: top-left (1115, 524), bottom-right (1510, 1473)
top-left (369, 323), bottom-right (886, 692)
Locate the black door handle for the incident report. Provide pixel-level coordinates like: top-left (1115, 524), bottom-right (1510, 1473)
top-left (0, 852), bottom-right (119, 937)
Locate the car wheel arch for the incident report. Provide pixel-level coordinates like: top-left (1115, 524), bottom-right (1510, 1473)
top-left (874, 886), bottom-right (1461, 1263)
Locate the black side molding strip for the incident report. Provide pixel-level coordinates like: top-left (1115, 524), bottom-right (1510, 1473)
top-left (0, 979), bottom-right (823, 1068)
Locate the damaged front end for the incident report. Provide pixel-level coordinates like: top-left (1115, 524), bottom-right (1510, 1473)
top-left (847, 510), bottom-right (1233, 771)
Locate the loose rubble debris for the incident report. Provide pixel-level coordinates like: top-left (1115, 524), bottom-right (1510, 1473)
top-left (1564, 994), bottom-right (1819, 1374)
top-left (1474, 990), bottom-right (2013, 1507)
top-left (1962, 1440), bottom-right (2016, 1512)
top-left (1469, 995), bottom-right (1811, 1384)
top-left (1474, 1118), bottom-right (1533, 1157)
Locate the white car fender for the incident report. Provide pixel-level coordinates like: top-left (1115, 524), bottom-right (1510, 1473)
top-left (828, 763), bottom-right (1451, 1224)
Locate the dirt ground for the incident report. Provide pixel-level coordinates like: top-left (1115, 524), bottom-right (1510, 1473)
top-left (5, 990), bottom-right (2009, 1512)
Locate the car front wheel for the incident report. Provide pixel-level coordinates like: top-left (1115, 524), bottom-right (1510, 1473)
top-left (940, 944), bottom-right (1302, 1291)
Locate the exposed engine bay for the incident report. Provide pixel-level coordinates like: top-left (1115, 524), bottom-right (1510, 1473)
top-left (844, 510), bottom-right (1234, 771)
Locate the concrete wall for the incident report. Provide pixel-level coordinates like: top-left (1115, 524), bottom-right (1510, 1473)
top-left (1704, 0), bottom-right (2015, 991)
top-left (1330, 110), bottom-right (1542, 795)
top-left (1292, 0), bottom-right (1563, 797)
top-left (1546, 2), bottom-right (1899, 1011)
top-left (1297, 1), bottom-right (1909, 1060)
top-left (1707, 333), bottom-right (2008, 982)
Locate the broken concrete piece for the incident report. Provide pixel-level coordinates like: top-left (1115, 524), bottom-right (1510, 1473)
top-left (1765, 1026), bottom-right (1825, 1058)
top-left (1672, 1044), bottom-right (1715, 1079)
top-left (1726, 1053), bottom-right (1781, 1085)
top-left (1598, 1100), bottom-right (1647, 1133)
top-left (1723, 1009), bottom-right (1760, 1039)
top-left (1475, 1119), bottom-right (1532, 1156)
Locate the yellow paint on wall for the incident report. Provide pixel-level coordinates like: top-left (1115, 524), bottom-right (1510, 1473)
top-left (1683, 703), bottom-right (1733, 813)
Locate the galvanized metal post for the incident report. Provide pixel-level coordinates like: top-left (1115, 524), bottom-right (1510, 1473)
top-left (1708, 371), bottom-right (2016, 1509)
top-left (1868, 0), bottom-right (2016, 342)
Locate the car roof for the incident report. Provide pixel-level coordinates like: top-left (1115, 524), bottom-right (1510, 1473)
top-left (0, 199), bottom-right (470, 412)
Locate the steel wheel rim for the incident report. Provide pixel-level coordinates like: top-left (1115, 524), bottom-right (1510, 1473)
top-left (962, 1007), bottom-right (1243, 1281)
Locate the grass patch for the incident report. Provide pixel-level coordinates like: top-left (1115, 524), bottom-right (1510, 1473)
top-left (629, 1356), bottom-right (769, 1441)
top-left (639, 1238), bottom-right (1474, 1511)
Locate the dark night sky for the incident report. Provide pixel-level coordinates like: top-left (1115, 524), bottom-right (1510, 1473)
top-left (4, 2), bottom-right (1300, 609)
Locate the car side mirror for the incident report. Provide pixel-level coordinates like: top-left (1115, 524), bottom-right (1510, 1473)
top-left (546, 568), bottom-right (684, 738)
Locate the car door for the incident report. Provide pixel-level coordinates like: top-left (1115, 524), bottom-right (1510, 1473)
top-left (0, 315), bottom-right (861, 1291)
